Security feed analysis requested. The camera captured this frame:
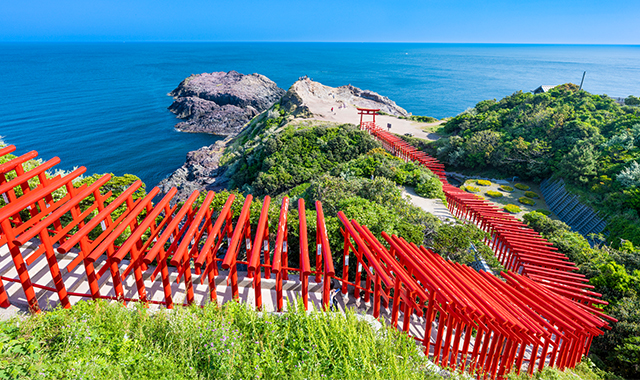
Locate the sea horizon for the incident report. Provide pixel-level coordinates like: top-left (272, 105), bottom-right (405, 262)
top-left (1, 42), bottom-right (639, 187)
top-left (3, 41), bottom-right (639, 45)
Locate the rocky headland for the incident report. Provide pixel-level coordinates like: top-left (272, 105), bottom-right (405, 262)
top-left (160, 75), bottom-right (418, 201)
top-left (280, 78), bottom-right (410, 118)
top-left (168, 70), bottom-right (285, 135)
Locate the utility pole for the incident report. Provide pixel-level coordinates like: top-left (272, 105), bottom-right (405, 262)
top-left (579, 71), bottom-right (586, 91)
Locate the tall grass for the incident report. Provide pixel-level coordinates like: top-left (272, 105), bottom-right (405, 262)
top-left (0, 300), bottom-right (437, 380)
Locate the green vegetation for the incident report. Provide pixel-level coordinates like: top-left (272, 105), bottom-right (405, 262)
top-left (399, 115), bottom-right (439, 123)
top-left (214, 110), bottom-right (446, 270)
top-left (503, 204), bottom-right (521, 213)
top-left (423, 220), bottom-right (504, 274)
top-left (476, 179), bottom-right (491, 186)
top-left (625, 95), bottom-right (640, 106)
top-left (428, 85), bottom-right (640, 246)
top-left (0, 143), bottom-right (146, 244)
top-left (0, 300), bottom-right (436, 380)
top-left (524, 190), bottom-right (539, 199)
top-left (536, 209), bottom-right (552, 216)
top-left (500, 185), bottom-right (514, 192)
top-left (518, 196), bottom-right (536, 206)
top-left (486, 190), bottom-right (503, 198)
top-left (506, 357), bottom-right (609, 380)
top-left (514, 183), bottom-right (530, 191)
top-left (223, 119), bottom-right (443, 200)
top-left (523, 211), bottom-right (640, 378)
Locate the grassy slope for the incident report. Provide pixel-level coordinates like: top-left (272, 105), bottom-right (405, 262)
top-left (0, 300), bottom-right (437, 380)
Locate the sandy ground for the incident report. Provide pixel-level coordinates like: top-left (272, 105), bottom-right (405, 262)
top-left (305, 98), bottom-right (442, 141)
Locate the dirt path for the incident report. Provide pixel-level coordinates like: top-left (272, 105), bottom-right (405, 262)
top-left (305, 98), bottom-right (442, 141)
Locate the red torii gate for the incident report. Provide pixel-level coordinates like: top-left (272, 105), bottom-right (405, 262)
top-left (357, 107), bottom-right (379, 128)
top-left (0, 143), bottom-right (616, 378)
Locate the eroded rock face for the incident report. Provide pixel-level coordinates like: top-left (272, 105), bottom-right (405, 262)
top-left (168, 71), bottom-right (285, 136)
top-left (158, 139), bottom-right (230, 202)
top-left (280, 78), bottom-right (410, 118)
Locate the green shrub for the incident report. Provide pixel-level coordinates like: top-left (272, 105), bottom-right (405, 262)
top-left (463, 186), bottom-right (480, 193)
top-left (514, 183), bottom-right (530, 191)
top-left (476, 179), bottom-right (492, 186)
top-left (500, 185), bottom-right (514, 192)
top-left (536, 209), bottom-right (552, 216)
top-left (524, 191), bottom-right (539, 199)
top-left (486, 190), bottom-right (504, 198)
top-left (518, 196), bottom-right (536, 206)
top-left (504, 204), bottom-right (521, 213)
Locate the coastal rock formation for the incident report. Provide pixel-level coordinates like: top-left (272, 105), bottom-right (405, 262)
top-left (168, 71), bottom-right (285, 135)
top-left (280, 78), bottom-right (410, 118)
top-left (162, 77), bottom-right (415, 200)
top-left (158, 139), bottom-right (230, 202)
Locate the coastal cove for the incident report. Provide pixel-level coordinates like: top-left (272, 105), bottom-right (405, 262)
top-left (1, 42), bottom-right (639, 187)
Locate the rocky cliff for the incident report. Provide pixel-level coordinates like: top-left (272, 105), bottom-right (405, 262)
top-left (158, 139), bottom-right (230, 202)
top-left (280, 78), bottom-right (410, 118)
top-left (168, 71), bottom-right (285, 135)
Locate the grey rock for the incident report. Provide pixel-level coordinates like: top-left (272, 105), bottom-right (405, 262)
top-left (168, 70), bottom-right (285, 136)
top-left (158, 139), bottom-right (230, 202)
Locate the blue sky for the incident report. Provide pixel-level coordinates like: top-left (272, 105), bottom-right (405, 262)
top-left (1, 0), bottom-right (638, 44)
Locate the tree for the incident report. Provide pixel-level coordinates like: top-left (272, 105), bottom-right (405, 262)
top-left (625, 95), bottom-right (640, 106)
top-left (559, 141), bottom-right (599, 185)
top-left (617, 160), bottom-right (640, 188)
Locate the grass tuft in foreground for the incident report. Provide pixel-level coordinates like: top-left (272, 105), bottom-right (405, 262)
top-left (0, 300), bottom-right (437, 380)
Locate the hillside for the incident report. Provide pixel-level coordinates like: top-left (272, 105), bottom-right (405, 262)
top-left (424, 86), bottom-right (640, 377)
top-left (428, 84), bottom-right (640, 246)
top-left (214, 106), bottom-right (502, 273)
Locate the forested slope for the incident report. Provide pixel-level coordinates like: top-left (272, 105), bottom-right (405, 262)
top-left (429, 83), bottom-right (640, 245)
top-left (425, 85), bottom-right (640, 377)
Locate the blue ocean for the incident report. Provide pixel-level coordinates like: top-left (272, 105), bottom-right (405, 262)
top-left (1, 43), bottom-right (639, 187)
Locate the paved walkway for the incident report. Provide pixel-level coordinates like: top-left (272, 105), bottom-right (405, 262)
top-left (402, 187), bottom-right (455, 222)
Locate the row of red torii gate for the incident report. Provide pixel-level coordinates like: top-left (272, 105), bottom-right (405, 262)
top-left (0, 110), bottom-right (613, 379)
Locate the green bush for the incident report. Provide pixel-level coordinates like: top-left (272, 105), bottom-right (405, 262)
top-left (463, 186), bottom-right (480, 193)
top-left (500, 185), bottom-right (514, 191)
top-left (486, 190), bottom-right (504, 198)
top-left (518, 196), bottom-right (536, 206)
top-left (503, 204), bottom-right (521, 213)
top-left (476, 179), bottom-right (492, 186)
top-left (514, 183), bottom-right (530, 191)
top-left (536, 209), bottom-right (552, 216)
top-left (524, 191), bottom-right (539, 199)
